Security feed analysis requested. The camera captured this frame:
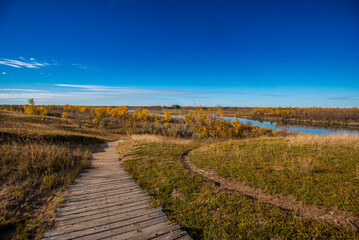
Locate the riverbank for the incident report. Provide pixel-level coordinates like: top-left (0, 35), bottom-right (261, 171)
top-left (143, 109), bottom-right (359, 135)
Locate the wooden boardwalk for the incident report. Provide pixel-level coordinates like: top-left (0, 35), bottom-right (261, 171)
top-left (43, 140), bottom-right (191, 240)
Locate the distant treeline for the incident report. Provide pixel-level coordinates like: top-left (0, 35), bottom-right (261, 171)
top-left (0, 100), bottom-right (286, 139)
top-left (252, 107), bottom-right (359, 122)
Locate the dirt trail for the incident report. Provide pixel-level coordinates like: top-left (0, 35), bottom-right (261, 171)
top-left (183, 154), bottom-right (359, 232)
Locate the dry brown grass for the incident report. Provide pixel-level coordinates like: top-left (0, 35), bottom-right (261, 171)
top-left (0, 142), bottom-right (91, 239)
top-left (0, 110), bottom-right (122, 239)
top-left (0, 111), bottom-right (122, 143)
top-left (0, 142), bottom-right (90, 185)
top-left (288, 133), bottom-right (359, 147)
top-left (130, 134), bottom-right (192, 145)
top-left (116, 135), bottom-right (193, 166)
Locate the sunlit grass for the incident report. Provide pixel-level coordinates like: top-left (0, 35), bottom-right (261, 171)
top-left (189, 134), bottom-right (359, 214)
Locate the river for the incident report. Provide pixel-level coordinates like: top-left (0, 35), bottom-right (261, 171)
top-left (129, 110), bottom-right (358, 135)
top-left (222, 116), bottom-right (358, 135)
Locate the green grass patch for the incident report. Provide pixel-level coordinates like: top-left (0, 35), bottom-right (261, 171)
top-left (119, 139), bottom-right (356, 239)
top-left (189, 135), bottom-right (359, 214)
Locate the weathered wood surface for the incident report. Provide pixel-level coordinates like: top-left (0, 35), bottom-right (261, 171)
top-left (43, 140), bottom-right (191, 240)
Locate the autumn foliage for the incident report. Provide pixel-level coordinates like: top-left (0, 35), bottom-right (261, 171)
top-left (184, 106), bottom-right (283, 139)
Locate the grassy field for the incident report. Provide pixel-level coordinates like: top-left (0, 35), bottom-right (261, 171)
top-left (0, 111), bottom-right (121, 239)
top-left (117, 135), bottom-right (357, 239)
top-left (189, 134), bottom-right (359, 215)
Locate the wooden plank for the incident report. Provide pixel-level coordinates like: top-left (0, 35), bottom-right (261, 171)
top-left (69, 179), bottom-right (134, 190)
top-left (70, 179), bottom-right (135, 190)
top-left (64, 190), bottom-right (143, 204)
top-left (61, 190), bottom-right (147, 208)
top-left (47, 215), bottom-right (169, 240)
top-left (60, 191), bottom-right (148, 209)
top-left (68, 182), bottom-right (139, 196)
top-left (55, 208), bottom-right (165, 232)
top-left (58, 194), bottom-right (149, 213)
top-left (56, 200), bottom-right (151, 222)
top-left (56, 203), bottom-right (153, 226)
top-left (45, 208), bottom-right (165, 238)
top-left (74, 178), bottom-right (131, 184)
top-left (152, 229), bottom-right (188, 240)
top-left (57, 199), bottom-right (151, 221)
top-left (56, 205), bottom-right (154, 228)
top-left (70, 180), bottom-right (135, 190)
top-left (129, 223), bottom-right (182, 240)
top-left (76, 216), bottom-right (170, 240)
top-left (64, 188), bottom-right (144, 204)
top-left (65, 185), bottom-right (142, 202)
top-left (107, 221), bottom-right (173, 240)
top-left (77, 174), bottom-right (127, 179)
top-left (57, 195), bottom-right (150, 217)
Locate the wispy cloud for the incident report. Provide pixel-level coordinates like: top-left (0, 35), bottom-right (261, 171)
top-left (0, 93), bottom-right (68, 99)
top-left (0, 84), bottom-right (191, 103)
top-left (0, 88), bottom-right (45, 92)
top-left (55, 84), bottom-right (191, 95)
top-left (232, 91), bottom-right (252, 95)
top-left (328, 97), bottom-right (349, 101)
top-left (71, 63), bottom-right (94, 70)
top-left (328, 96), bottom-right (359, 101)
top-left (2, 72), bottom-right (6, 75)
top-left (261, 94), bottom-right (289, 97)
top-left (182, 95), bottom-right (212, 99)
top-left (0, 58), bottom-right (51, 68)
top-left (0, 90), bottom-right (166, 101)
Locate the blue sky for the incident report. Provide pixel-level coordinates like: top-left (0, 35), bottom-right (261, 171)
top-left (0, 0), bottom-right (358, 107)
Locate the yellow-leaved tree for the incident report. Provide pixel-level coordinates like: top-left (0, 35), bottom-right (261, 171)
top-left (24, 98), bottom-right (37, 115)
top-left (185, 106), bottom-right (226, 139)
top-left (111, 106), bottom-right (128, 119)
top-left (92, 107), bottom-right (107, 127)
top-left (39, 106), bottom-right (48, 121)
top-left (163, 110), bottom-right (172, 123)
top-left (231, 117), bottom-right (246, 138)
top-left (135, 108), bottom-right (149, 121)
top-left (61, 112), bottom-right (69, 123)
